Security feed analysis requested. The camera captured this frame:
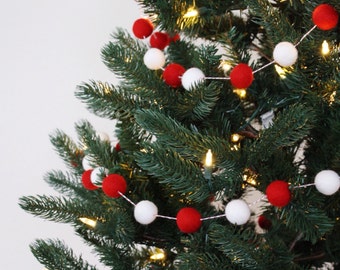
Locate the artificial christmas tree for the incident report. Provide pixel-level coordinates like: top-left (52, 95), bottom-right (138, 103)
top-left (20, 0), bottom-right (340, 269)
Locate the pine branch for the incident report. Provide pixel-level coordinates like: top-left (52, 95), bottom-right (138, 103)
top-left (30, 239), bottom-right (98, 270)
top-left (135, 143), bottom-right (210, 203)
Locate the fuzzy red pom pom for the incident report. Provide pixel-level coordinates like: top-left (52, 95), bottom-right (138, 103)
top-left (176, 207), bottom-right (202, 233)
top-left (115, 142), bottom-right (121, 152)
top-left (266, 180), bottom-right (291, 207)
top-left (150, 32), bottom-right (170, 50)
top-left (170, 33), bottom-right (180, 43)
top-left (312, 4), bottom-right (339, 30)
top-left (82, 169), bottom-right (99, 190)
top-left (230, 63), bottom-right (254, 89)
top-left (258, 215), bottom-right (272, 230)
top-left (132, 18), bottom-right (154, 39)
top-left (163, 63), bottom-right (186, 88)
top-left (102, 174), bottom-right (127, 198)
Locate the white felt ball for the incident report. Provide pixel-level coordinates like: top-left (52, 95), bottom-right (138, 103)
top-left (91, 167), bottom-right (109, 184)
top-left (181, 67), bottom-right (205, 90)
top-left (314, 170), bottom-right (340, 195)
top-left (134, 200), bottom-right (158, 225)
top-left (82, 155), bottom-right (93, 170)
top-left (143, 48), bottom-right (166, 70)
top-left (97, 131), bottom-right (110, 142)
top-left (225, 199), bottom-right (251, 225)
top-left (273, 41), bottom-right (298, 67)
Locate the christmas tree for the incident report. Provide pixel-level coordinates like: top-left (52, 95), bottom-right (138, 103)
top-left (19, 0), bottom-right (340, 269)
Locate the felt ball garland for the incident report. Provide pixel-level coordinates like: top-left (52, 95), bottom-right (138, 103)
top-left (176, 207), bottom-right (202, 233)
top-left (229, 63), bottom-right (254, 89)
top-left (132, 18), bottom-right (154, 39)
top-left (139, 4), bottom-right (338, 90)
top-left (266, 180), bottom-right (291, 207)
top-left (314, 170), bottom-right (340, 195)
top-left (150, 32), bottom-right (170, 50)
top-left (102, 174), bottom-right (127, 198)
top-left (163, 63), bottom-right (186, 88)
top-left (80, 165), bottom-right (339, 233)
top-left (143, 48), bottom-right (166, 70)
top-left (312, 4), bottom-right (339, 30)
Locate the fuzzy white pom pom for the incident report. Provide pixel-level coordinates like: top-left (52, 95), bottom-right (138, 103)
top-left (90, 167), bottom-right (109, 185)
top-left (181, 67), bottom-right (205, 90)
top-left (82, 155), bottom-right (93, 170)
top-left (134, 200), bottom-right (158, 225)
top-left (225, 199), bottom-right (251, 225)
top-left (314, 170), bottom-right (340, 195)
top-left (273, 41), bottom-right (298, 67)
top-left (96, 131), bottom-right (110, 142)
top-left (143, 48), bottom-right (166, 70)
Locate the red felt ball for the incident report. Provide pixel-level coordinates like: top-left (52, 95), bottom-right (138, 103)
top-left (258, 215), bottom-right (272, 230)
top-left (163, 63), bottom-right (186, 88)
top-left (230, 63), bottom-right (254, 89)
top-left (102, 174), bottom-right (127, 198)
top-left (81, 169), bottom-right (99, 190)
top-left (150, 32), bottom-right (170, 50)
top-left (132, 18), bottom-right (154, 39)
top-left (266, 180), bottom-right (291, 207)
top-left (312, 4), bottom-right (339, 30)
top-left (115, 142), bottom-right (121, 152)
top-left (176, 207), bottom-right (202, 233)
top-left (170, 33), bottom-right (180, 43)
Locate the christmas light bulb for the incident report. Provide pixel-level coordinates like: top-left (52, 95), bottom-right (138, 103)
top-left (321, 40), bottom-right (330, 55)
top-left (274, 64), bottom-right (286, 79)
top-left (79, 217), bottom-right (97, 228)
top-left (231, 133), bottom-right (241, 143)
top-left (183, 7), bottom-right (199, 18)
top-left (233, 89), bottom-right (247, 99)
top-left (205, 149), bottom-right (213, 167)
top-left (150, 248), bottom-right (166, 260)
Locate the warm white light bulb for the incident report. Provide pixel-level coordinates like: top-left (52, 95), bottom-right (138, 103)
top-left (321, 40), bottom-right (330, 55)
top-left (205, 149), bottom-right (213, 167)
top-left (150, 251), bottom-right (165, 260)
top-left (183, 7), bottom-right (198, 18)
top-left (79, 217), bottom-right (97, 228)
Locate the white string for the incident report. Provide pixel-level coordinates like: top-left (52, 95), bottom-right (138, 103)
top-left (118, 191), bottom-right (136, 206)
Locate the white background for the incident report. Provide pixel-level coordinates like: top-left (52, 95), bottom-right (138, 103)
top-left (0, 0), bottom-right (141, 268)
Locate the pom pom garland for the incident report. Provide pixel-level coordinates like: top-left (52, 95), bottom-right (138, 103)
top-left (143, 48), bottom-right (166, 70)
top-left (134, 200), bottom-right (158, 225)
top-left (163, 63), bottom-right (186, 88)
top-left (132, 18), bottom-right (154, 39)
top-left (229, 63), bottom-right (254, 89)
top-left (266, 180), bottom-right (291, 207)
top-left (312, 4), bottom-right (339, 30)
top-left (273, 42), bottom-right (298, 67)
top-left (81, 169), bottom-right (100, 190)
top-left (176, 207), bottom-right (202, 233)
top-left (314, 170), bottom-right (340, 195)
top-left (181, 67), bottom-right (205, 90)
top-left (102, 174), bottom-right (127, 198)
top-left (132, 5), bottom-right (338, 87)
top-left (81, 166), bottom-right (339, 232)
top-left (150, 32), bottom-right (170, 50)
top-left (225, 199), bottom-right (251, 225)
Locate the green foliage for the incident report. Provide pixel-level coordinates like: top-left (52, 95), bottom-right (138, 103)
top-left (30, 239), bottom-right (98, 270)
top-left (20, 0), bottom-right (340, 269)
